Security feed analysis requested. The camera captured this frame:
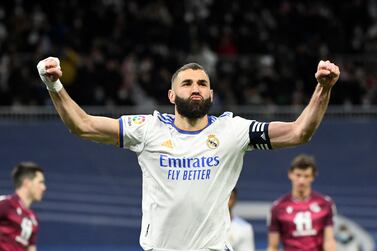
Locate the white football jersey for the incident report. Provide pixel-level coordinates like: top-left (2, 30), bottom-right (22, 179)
top-left (119, 111), bottom-right (270, 251)
top-left (228, 216), bottom-right (255, 251)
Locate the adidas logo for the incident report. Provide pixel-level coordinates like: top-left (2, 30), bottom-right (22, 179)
top-left (261, 132), bottom-right (266, 140)
top-left (161, 140), bottom-right (173, 149)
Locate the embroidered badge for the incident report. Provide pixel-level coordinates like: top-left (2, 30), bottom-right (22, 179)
top-left (207, 134), bottom-right (220, 149)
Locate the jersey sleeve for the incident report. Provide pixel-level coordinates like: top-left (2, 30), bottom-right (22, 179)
top-left (230, 116), bottom-right (254, 151)
top-left (324, 196), bottom-right (336, 227)
top-left (267, 203), bottom-right (280, 233)
top-left (29, 221), bottom-right (38, 246)
top-left (0, 196), bottom-right (9, 218)
top-left (118, 114), bottom-right (153, 152)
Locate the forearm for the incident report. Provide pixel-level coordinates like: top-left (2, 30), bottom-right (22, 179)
top-left (294, 83), bottom-right (331, 142)
top-left (49, 88), bottom-right (91, 136)
top-left (323, 227), bottom-right (337, 251)
top-left (267, 246), bottom-right (279, 251)
top-left (323, 241), bottom-right (336, 251)
top-left (27, 245), bottom-right (36, 251)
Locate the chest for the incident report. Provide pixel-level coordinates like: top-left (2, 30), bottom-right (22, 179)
top-left (1, 204), bottom-right (38, 245)
top-left (276, 201), bottom-right (330, 236)
top-left (146, 126), bottom-right (238, 156)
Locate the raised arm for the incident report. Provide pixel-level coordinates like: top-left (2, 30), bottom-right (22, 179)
top-left (37, 57), bottom-right (119, 145)
top-left (269, 60), bottom-right (340, 149)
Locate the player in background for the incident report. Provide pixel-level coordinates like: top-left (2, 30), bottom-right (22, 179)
top-left (267, 154), bottom-right (336, 251)
top-left (0, 162), bottom-right (47, 251)
top-left (36, 57), bottom-right (339, 250)
top-left (228, 188), bottom-right (255, 251)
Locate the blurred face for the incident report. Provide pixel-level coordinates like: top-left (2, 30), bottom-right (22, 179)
top-left (288, 168), bottom-right (315, 194)
top-left (27, 172), bottom-right (46, 203)
top-left (169, 69), bottom-right (213, 119)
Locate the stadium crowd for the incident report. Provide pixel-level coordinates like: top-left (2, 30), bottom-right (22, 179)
top-left (0, 0), bottom-right (377, 108)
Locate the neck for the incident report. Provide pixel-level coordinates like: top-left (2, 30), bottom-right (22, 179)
top-left (292, 188), bottom-right (311, 201)
top-left (16, 189), bottom-right (32, 208)
top-left (174, 112), bottom-right (209, 131)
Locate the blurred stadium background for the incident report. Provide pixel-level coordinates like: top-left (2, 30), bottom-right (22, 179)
top-left (0, 0), bottom-right (377, 250)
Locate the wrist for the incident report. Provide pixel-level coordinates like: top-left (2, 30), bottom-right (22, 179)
top-left (44, 79), bottom-right (63, 92)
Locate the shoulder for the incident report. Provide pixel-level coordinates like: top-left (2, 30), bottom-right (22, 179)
top-left (0, 194), bottom-right (12, 203)
top-left (312, 191), bottom-right (334, 203)
top-left (271, 193), bottom-right (291, 209)
top-left (154, 111), bottom-right (174, 123)
top-left (210, 112), bottom-right (253, 126)
top-left (0, 195), bottom-right (13, 210)
top-left (207, 111), bottom-right (233, 123)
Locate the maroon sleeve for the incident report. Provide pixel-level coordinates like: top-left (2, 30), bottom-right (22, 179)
top-left (324, 198), bottom-right (335, 227)
top-left (0, 198), bottom-right (10, 217)
top-left (268, 203), bottom-right (280, 232)
top-left (28, 214), bottom-right (39, 246)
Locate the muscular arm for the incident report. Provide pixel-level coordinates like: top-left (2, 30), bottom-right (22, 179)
top-left (268, 60), bottom-right (340, 149)
top-left (38, 57), bottom-right (119, 145)
top-left (323, 226), bottom-right (336, 251)
top-left (267, 232), bottom-right (280, 251)
top-left (49, 89), bottom-right (119, 145)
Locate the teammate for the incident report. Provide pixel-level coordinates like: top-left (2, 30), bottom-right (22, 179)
top-left (267, 154), bottom-right (336, 251)
top-left (36, 57), bottom-right (339, 250)
top-left (0, 162), bottom-right (46, 251)
top-left (228, 188), bottom-right (255, 251)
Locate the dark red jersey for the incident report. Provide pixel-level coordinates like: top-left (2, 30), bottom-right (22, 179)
top-left (0, 194), bottom-right (39, 251)
top-left (268, 191), bottom-right (335, 251)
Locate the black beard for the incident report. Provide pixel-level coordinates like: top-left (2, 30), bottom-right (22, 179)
top-left (175, 95), bottom-right (212, 119)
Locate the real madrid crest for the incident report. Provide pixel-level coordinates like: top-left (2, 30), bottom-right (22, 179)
top-left (207, 134), bottom-right (219, 149)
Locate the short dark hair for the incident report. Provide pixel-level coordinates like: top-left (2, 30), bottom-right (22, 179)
top-left (289, 154), bottom-right (317, 176)
top-left (171, 63), bottom-right (209, 85)
top-left (12, 162), bottom-right (44, 189)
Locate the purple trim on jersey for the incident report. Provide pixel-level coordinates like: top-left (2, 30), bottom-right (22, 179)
top-left (171, 117), bottom-right (213, 135)
top-left (118, 117), bottom-right (124, 148)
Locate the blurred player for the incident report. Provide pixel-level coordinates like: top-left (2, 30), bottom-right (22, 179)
top-left (228, 188), bottom-right (255, 251)
top-left (267, 154), bottom-right (336, 251)
top-left (0, 162), bottom-right (46, 251)
top-left (36, 57), bottom-right (339, 250)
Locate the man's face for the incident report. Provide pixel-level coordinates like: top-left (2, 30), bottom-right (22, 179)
top-left (288, 168), bottom-right (314, 193)
top-left (27, 172), bottom-right (46, 203)
top-left (169, 69), bottom-right (213, 119)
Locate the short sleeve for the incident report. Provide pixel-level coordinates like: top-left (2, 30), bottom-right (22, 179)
top-left (29, 221), bottom-right (38, 246)
top-left (230, 116), bottom-right (254, 151)
top-left (267, 203), bottom-right (280, 233)
top-left (0, 196), bottom-right (9, 217)
top-left (324, 196), bottom-right (336, 227)
top-left (119, 114), bottom-right (153, 152)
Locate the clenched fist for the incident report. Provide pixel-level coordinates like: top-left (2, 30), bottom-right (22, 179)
top-left (37, 57), bottom-right (63, 92)
top-left (315, 60), bottom-right (340, 89)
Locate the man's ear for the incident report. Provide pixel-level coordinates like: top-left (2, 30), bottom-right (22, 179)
top-left (168, 89), bottom-right (175, 104)
top-left (22, 178), bottom-right (32, 189)
top-left (210, 89), bottom-right (214, 102)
